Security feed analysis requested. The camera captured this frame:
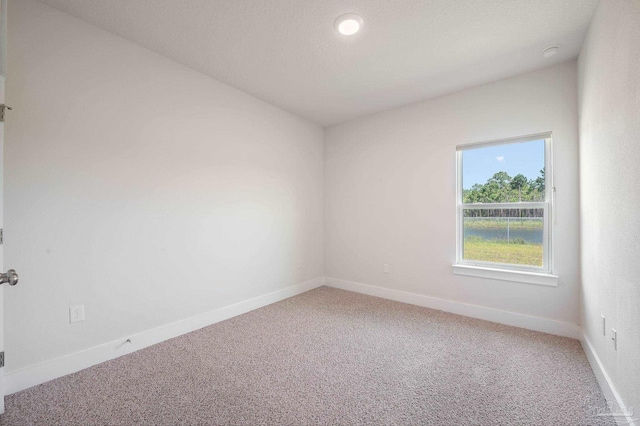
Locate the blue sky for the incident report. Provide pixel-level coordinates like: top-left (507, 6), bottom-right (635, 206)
top-left (462, 139), bottom-right (544, 189)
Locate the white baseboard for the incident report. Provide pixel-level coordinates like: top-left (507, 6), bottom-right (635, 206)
top-left (580, 333), bottom-right (638, 426)
top-left (5, 277), bottom-right (325, 395)
top-left (325, 277), bottom-right (581, 339)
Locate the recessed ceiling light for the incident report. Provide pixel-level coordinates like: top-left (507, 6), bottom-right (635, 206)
top-left (335, 13), bottom-right (363, 36)
top-left (541, 45), bottom-right (560, 58)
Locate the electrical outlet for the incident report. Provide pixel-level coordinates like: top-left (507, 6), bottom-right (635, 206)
top-left (70, 305), bottom-right (85, 323)
top-left (383, 264), bottom-right (390, 274)
top-left (601, 314), bottom-right (606, 336)
top-left (611, 328), bottom-right (617, 351)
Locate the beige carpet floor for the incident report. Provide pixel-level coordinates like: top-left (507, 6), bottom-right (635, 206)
top-left (0, 286), bottom-right (613, 425)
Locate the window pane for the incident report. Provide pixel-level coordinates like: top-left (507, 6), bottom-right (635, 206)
top-left (463, 208), bottom-right (544, 267)
top-left (462, 139), bottom-right (545, 203)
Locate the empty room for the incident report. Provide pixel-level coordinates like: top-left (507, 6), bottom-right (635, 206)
top-left (0, 0), bottom-right (637, 424)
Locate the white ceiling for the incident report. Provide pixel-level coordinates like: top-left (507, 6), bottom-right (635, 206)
top-left (37, 0), bottom-right (598, 126)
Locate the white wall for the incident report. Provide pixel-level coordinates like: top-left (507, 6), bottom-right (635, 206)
top-left (578, 0), bottom-right (640, 415)
top-left (325, 61), bottom-right (580, 324)
top-left (4, 0), bottom-right (323, 372)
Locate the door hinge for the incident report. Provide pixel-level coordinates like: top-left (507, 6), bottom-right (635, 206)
top-left (0, 104), bottom-right (12, 122)
top-left (0, 352), bottom-right (4, 368)
top-left (0, 229), bottom-right (3, 244)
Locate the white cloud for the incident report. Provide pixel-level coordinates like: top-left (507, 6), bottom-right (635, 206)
top-left (496, 156), bottom-right (505, 162)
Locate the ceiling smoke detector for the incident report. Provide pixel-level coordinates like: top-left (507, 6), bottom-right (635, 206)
top-left (541, 45), bottom-right (560, 58)
top-left (334, 13), bottom-right (363, 36)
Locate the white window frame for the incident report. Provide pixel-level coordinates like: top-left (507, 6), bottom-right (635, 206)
top-left (454, 132), bottom-right (557, 285)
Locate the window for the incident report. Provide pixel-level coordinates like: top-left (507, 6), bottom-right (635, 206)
top-left (454, 133), bottom-right (555, 284)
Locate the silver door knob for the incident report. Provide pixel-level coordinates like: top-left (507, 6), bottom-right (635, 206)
top-left (0, 269), bottom-right (18, 286)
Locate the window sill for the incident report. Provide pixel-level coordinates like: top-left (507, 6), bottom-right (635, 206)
top-left (452, 264), bottom-right (558, 287)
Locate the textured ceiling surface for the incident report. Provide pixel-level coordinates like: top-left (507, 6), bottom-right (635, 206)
top-left (36, 0), bottom-right (598, 126)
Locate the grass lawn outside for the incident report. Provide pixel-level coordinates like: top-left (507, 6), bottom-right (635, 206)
top-left (463, 237), bottom-right (542, 266)
top-left (463, 218), bottom-right (543, 230)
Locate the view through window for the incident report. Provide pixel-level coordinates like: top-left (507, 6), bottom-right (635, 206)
top-left (457, 134), bottom-right (551, 272)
